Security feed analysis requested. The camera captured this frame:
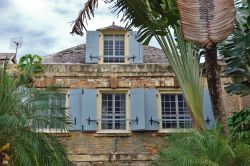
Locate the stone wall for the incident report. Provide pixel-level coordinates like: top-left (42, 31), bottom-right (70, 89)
top-left (29, 64), bottom-right (245, 114)
top-left (59, 132), bottom-right (166, 166)
top-left (7, 63), bottom-right (249, 165)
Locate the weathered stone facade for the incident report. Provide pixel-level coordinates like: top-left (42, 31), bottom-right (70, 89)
top-left (59, 132), bottom-right (165, 166)
top-left (22, 63), bottom-right (246, 166)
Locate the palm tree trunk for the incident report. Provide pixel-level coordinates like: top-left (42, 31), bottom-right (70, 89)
top-left (204, 44), bottom-right (228, 133)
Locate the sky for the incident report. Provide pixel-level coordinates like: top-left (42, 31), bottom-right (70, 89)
top-left (0, 0), bottom-right (160, 58)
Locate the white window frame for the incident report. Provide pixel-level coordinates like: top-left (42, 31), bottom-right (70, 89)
top-left (96, 89), bottom-right (131, 133)
top-left (103, 34), bottom-right (125, 63)
top-left (157, 90), bottom-right (192, 133)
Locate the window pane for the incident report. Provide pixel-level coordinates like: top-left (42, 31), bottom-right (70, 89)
top-left (101, 93), bottom-right (126, 130)
top-left (161, 94), bottom-right (191, 129)
top-left (103, 35), bottom-right (125, 63)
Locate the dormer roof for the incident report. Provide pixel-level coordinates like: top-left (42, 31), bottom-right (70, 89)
top-left (97, 22), bottom-right (130, 31)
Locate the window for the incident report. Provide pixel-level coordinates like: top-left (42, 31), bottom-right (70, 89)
top-left (36, 94), bottom-right (66, 133)
top-left (101, 93), bottom-right (126, 130)
top-left (103, 35), bottom-right (125, 63)
top-left (161, 94), bottom-right (192, 129)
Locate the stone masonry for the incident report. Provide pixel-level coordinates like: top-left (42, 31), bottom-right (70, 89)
top-left (8, 63), bottom-right (248, 165)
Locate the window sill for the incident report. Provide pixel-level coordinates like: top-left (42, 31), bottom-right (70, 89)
top-left (36, 129), bottom-right (69, 134)
top-left (158, 128), bottom-right (192, 134)
top-left (95, 130), bottom-right (132, 137)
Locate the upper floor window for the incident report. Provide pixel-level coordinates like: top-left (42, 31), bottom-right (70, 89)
top-left (101, 93), bottom-right (126, 130)
top-left (161, 94), bottom-right (192, 129)
top-left (103, 35), bottom-right (125, 63)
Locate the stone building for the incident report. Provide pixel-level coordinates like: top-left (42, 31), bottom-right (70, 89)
top-left (36, 24), bottom-right (249, 166)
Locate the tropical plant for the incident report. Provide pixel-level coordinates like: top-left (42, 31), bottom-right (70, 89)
top-left (228, 108), bottom-right (250, 144)
top-left (17, 54), bottom-right (44, 84)
top-left (153, 125), bottom-right (250, 166)
top-left (0, 62), bottom-right (72, 166)
top-left (71, 0), bottom-right (205, 129)
top-left (219, 0), bottom-right (250, 96)
top-left (176, 0), bottom-right (236, 132)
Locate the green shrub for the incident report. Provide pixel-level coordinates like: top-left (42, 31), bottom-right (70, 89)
top-left (153, 125), bottom-right (250, 166)
top-left (228, 108), bottom-right (250, 144)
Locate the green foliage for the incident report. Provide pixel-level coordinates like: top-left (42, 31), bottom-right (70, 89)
top-left (219, 1), bottom-right (250, 96)
top-left (228, 108), bottom-right (250, 144)
top-left (109, 0), bottom-right (205, 129)
top-left (153, 125), bottom-right (250, 166)
top-left (0, 64), bottom-right (73, 166)
top-left (106, 0), bottom-right (179, 45)
top-left (17, 54), bottom-right (44, 84)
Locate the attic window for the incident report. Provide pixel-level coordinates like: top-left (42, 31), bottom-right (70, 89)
top-left (103, 35), bottom-right (125, 63)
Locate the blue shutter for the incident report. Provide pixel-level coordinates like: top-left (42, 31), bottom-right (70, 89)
top-left (69, 89), bottom-right (82, 130)
top-left (145, 89), bottom-right (159, 131)
top-left (85, 31), bottom-right (99, 63)
top-left (203, 89), bottom-right (215, 130)
top-left (82, 89), bottom-right (97, 131)
top-left (130, 88), bottom-right (145, 130)
top-left (129, 31), bottom-right (143, 64)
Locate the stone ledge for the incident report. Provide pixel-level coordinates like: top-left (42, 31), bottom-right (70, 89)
top-left (68, 153), bottom-right (153, 162)
top-left (94, 133), bottom-right (132, 137)
top-left (75, 161), bottom-right (151, 166)
top-left (40, 64), bottom-right (174, 77)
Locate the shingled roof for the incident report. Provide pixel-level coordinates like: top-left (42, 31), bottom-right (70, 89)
top-left (43, 44), bottom-right (167, 64)
top-left (0, 53), bottom-right (16, 63)
top-left (0, 53), bottom-right (15, 60)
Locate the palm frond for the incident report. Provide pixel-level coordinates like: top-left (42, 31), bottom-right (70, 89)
top-left (0, 65), bottom-right (72, 165)
top-left (71, 0), bottom-right (99, 36)
top-left (155, 26), bottom-right (205, 129)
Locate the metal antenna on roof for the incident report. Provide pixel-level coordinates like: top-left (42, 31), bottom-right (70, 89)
top-left (9, 36), bottom-right (23, 63)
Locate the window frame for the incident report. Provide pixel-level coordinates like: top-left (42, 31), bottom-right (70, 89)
top-left (103, 34), bottom-right (125, 63)
top-left (96, 89), bottom-right (131, 133)
top-left (36, 93), bottom-right (68, 133)
top-left (157, 90), bottom-right (192, 133)
top-left (99, 31), bottom-right (129, 64)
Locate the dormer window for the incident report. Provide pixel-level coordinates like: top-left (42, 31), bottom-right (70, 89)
top-left (103, 35), bottom-right (125, 63)
top-left (85, 23), bottom-right (143, 64)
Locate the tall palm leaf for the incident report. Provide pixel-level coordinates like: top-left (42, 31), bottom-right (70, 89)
top-left (71, 0), bottom-right (205, 129)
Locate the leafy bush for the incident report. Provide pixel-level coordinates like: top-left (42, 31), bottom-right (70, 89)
top-left (0, 63), bottom-right (73, 166)
top-left (228, 108), bottom-right (250, 144)
top-left (218, 0), bottom-right (250, 96)
top-left (153, 125), bottom-right (250, 166)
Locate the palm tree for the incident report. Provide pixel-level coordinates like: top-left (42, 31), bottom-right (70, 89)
top-left (0, 61), bottom-right (72, 165)
top-left (71, 0), bottom-right (205, 129)
top-left (176, 0), bottom-right (236, 132)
